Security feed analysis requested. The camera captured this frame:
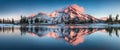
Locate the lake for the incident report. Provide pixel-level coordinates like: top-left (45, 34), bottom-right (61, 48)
top-left (0, 24), bottom-right (120, 50)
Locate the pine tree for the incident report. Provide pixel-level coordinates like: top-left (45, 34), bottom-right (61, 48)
top-left (12, 18), bottom-right (14, 24)
top-left (3, 18), bottom-right (4, 24)
top-left (115, 14), bottom-right (119, 22)
top-left (0, 19), bottom-right (1, 23)
top-left (35, 18), bottom-right (39, 23)
top-left (106, 14), bottom-right (113, 23)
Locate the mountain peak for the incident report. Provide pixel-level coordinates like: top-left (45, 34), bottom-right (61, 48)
top-left (65, 4), bottom-right (84, 13)
top-left (63, 4), bottom-right (85, 18)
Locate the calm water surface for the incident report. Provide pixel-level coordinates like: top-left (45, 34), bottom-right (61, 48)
top-left (0, 25), bottom-right (120, 50)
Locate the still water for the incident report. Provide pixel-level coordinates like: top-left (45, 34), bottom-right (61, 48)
top-left (0, 25), bottom-right (120, 50)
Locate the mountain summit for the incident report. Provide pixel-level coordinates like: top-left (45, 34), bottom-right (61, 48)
top-left (64, 4), bottom-right (85, 18)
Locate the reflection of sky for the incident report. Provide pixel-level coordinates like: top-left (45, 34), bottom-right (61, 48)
top-left (0, 0), bottom-right (120, 20)
top-left (86, 31), bottom-right (120, 48)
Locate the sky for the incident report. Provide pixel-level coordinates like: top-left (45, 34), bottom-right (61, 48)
top-left (0, 0), bottom-right (120, 20)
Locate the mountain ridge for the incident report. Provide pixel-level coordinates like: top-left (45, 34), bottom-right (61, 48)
top-left (26, 4), bottom-right (104, 24)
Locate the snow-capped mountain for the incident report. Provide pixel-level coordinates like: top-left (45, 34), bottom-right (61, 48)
top-left (27, 4), bottom-right (103, 24)
top-left (61, 4), bottom-right (101, 22)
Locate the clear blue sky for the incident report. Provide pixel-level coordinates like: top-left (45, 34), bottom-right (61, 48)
top-left (0, 0), bottom-right (120, 20)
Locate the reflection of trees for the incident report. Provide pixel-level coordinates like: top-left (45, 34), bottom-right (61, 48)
top-left (1, 26), bottom-right (120, 38)
top-left (0, 26), bottom-right (120, 45)
top-left (20, 26), bottom-right (48, 36)
top-left (0, 27), bottom-right (15, 32)
top-left (105, 27), bottom-right (120, 37)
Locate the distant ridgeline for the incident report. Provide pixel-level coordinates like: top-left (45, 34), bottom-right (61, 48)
top-left (0, 4), bottom-right (120, 25)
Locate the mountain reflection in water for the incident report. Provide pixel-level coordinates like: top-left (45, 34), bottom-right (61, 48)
top-left (0, 26), bottom-right (120, 46)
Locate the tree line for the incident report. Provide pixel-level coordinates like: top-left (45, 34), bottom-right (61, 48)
top-left (19, 16), bottom-right (48, 24)
top-left (105, 14), bottom-right (120, 24)
top-left (0, 14), bottom-right (120, 24)
top-left (0, 18), bottom-right (14, 24)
